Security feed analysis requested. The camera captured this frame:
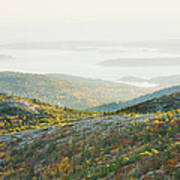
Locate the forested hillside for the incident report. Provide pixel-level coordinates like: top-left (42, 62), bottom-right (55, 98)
top-left (0, 93), bottom-right (98, 134)
top-left (0, 72), bottom-right (153, 109)
top-left (118, 91), bottom-right (180, 114)
top-left (0, 91), bottom-right (179, 179)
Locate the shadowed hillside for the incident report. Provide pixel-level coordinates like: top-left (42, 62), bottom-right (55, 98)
top-left (91, 85), bottom-right (180, 112)
top-left (118, 91), bottom-right (180, 114)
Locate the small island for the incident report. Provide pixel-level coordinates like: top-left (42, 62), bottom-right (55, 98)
top-left (98, 57), bottom-right (180, 67)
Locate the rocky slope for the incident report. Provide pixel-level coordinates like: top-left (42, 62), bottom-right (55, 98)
top-left (0, 91), bottom-right (179, 179)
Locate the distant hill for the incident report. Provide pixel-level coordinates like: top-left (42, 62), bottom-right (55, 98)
top-left (0, 72), bottom-right (152, 109)
top-left (47, 73), bottom-right (150, 90)
top-left (98, 57), bottom-right (180, 67)
top-left (90, 85), bottom-right (180, 112)
top-left (119, 76), bottom-right (148, 83)
top-left (150, 75), bottom-right (180, 87)
top-left (119, 74), bottom-right (180, 88)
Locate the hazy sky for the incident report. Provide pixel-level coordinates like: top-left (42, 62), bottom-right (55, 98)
top-left (0, 0), bottom-right (180, 43)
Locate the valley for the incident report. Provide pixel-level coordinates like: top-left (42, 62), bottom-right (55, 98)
top-left (0, 41), bottom-right (180, 180)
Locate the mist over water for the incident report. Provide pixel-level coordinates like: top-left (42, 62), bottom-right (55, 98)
top-left (0, 0), bottom-right (180, 87)
top-left (0, 44), bottom-right (180, 87)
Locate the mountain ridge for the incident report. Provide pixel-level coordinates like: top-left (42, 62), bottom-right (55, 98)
top-left (90, 85), bottom-right (180, 112)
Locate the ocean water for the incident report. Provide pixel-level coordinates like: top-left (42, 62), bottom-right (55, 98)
top-left (0, 46), bottom-right (180, 86)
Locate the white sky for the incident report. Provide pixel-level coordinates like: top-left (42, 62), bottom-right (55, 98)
top-left (0, 0), bottom-right (180, 43)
